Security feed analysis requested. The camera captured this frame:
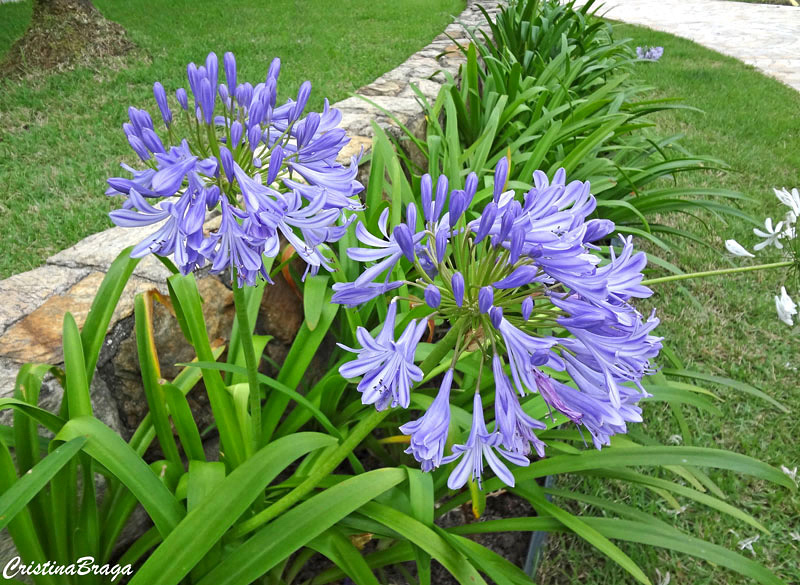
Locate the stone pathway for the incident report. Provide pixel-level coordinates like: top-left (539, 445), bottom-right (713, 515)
top-left (577, 0), bottom-right (800, 92)
top-left (0, 1), bottom-right (502, 405)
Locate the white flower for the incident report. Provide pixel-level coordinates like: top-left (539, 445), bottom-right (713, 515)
top-left (775, 287), bottom-right (797, 326)
top-left (781, 465), bottom-right (798, 484)
top-left (667, 434), bottom-right (683, 444)
top-left (783, 211), bottom-right (797, 240)
top-left (737, 534), bottom-right (759, 556)
top-left (753, 218), bottom-right (784, 251)
top-left (790, 531), bottom-right (800, 542)
top-left (774, 187), bottom-right (800, 216)
top-left (655, 569), bottom-right (671, 585)
top-left (725, 239), bottom-right (755, 258)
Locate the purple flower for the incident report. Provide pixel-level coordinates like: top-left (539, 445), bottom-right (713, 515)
top-left (521, 297), bottom-right (534, 321)
top-left (400, 369), bottom-right (453, 471)
top-left (443, 393), bottom-right (529, 489)
top-left (493, 355), bottom-right (547, 457)
top-left (636, 46), bottom-right (664, 61)
top-left (331, 279), bottom-right (404, 307)
top-left (424, 284), bottom-right (441, 308)
top-left (338, 300), bottom-right (427, 410)
top-left (175, 88), bottom-right (188, 110)
top-left (348, 207), bottom-right (424, 286)
top-left (223, 52), bottom-right (237, 93)
top-left (478, 286), bottom-right (494, 313)
top-left (451, 272), bottom-right (465, 307)
top-left (110, 51), bottom-right (361, 284)
top-left (200, 200), bottom-right (268, 286)
top-left (153, 82), bottom-right (172, 126)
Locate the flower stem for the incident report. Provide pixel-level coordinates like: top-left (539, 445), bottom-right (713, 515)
top-left (642, 261), bottom-right (793, 286)
top-left (229, 406), bottom-right (390, 539)
top-left (229, 315), bottom-right (466, 539)
top-left (231, 272), bottom-right (262, 457)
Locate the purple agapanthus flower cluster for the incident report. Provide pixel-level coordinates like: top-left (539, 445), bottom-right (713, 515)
top-left (636, 46), bottom-right (664, 61)
top-left (336, 159), bottom-right (662, 489)
top-left (107, 52), bottom-right (363, 286)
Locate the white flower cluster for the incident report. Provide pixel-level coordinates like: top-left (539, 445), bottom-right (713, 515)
top-left (725, 187), bottom-right (799, 326)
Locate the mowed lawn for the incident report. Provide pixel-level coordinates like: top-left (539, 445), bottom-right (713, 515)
top-left (539, 23), bottom-right (800, 585)
top-left (0, 0), bottom-right (464, 278)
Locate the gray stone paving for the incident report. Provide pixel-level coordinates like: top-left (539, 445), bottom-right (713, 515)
top-left (577, 0), bottom-right (800, 92)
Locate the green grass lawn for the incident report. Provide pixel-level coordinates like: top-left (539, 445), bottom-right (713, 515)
top-left (538, 23), bottom-right (800, 585)
top-left (0, 0), bottom-right (464, 279)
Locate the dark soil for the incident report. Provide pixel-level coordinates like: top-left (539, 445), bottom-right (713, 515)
top-left (1, 0), bottom-right (135, 77)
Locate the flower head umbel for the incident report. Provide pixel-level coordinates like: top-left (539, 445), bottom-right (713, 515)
top-left (636, 46), bottom-right (664, 61)
top-left (107, 51), bottom-right (363, 286)
top-left (336, 160), bottom-right (661, 489)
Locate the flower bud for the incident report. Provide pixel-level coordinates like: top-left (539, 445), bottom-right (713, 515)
top-left (153, 82), bottom-right (172, 126)
top-left (205, 52), bottom-right (219, 89)
top-left (219, 145), bottom-right (234, 182)
top-left (433, 175), bottom-right (448, 222)
top-left (493, 157), bottom-right (508, 202)
top-left (175, 88), bottom-right (189, 110)
top-left (451, 272), bottom-right (464, 307)
top-left (497, 209), bottom-right (515, 243)
top-left (393, 224), bottom-right (415, 263)
top-left (205, 185), bottom-right (220, 209)
top-left (249, 100), bottom-right (265, 127)
top-left (230, 120), bottom-right (243, 148)
top-left (435, 228), bottom-right (448, 263)
top-left (186, 62), bottom-right (200, 96)
top-left (141, 128), bottom-right (165, 154)
top-left (474, 202), bottom-right (497, 244)
top-left (267, 144), bottom-right (284, 185)
top-left (236, 82), bottom-right (253, 109)
top-left (521, 297), bottom-right (534, 321)
top-left (509, 225), bottom-right (524, 264)
top-left (218, 83), bottom-right (229, 105)
top-left (465, 172), bottom-right (478, 199)
top-left (224, 51), bottom-right (237, 92)
top-left (421, 174), bottom-right (433, 222)
top-left (267, 57), bottom-right (281, 82)
top-left (424, 284), bottom-right (441, 309)
top-left (449, 190), bottom-right (468, 224)
top-left (247, 124), bottom-right (262, 151)
top-left (127, 135), bottom-right (150, 161)
top-left (489, 306), bottom-right (504, 329)
top-left (294, 81), bottom-right (312, 120)
top-left (478, 286), bottom-right (494, 313)
top-left (199, 77), bottom-right (215, 124)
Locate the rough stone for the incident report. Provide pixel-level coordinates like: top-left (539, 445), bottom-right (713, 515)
top-left (0, 265), bottom-right (90, 336)
top-left (47, 225), bottom-right (173, 283)
top-left (0, 272), bottom-right (167, 365)
top-left (0, 357), bottom-right (123, 435)
top-left (106, 276), bottom-right (234, 434)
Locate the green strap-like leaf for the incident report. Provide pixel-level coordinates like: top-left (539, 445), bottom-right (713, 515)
top-left (0, 436), bottom-right (86, 532)
top-left (196, 468), bottom-right (406, 585)
top-left (307, 527), bottom-right (381, 585)
top-left (129, 433), bottom-right (337, 585)
top-left (515, 483), bottom-right (651, 585)
top-left (80, 248), bottom-right (140, 385)
top-left (359, 501), bottom-right (487, 585)
top-left (63, 312), bottom-right (93, 419)
top-left (55, 416), bottom-right (184, 537)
